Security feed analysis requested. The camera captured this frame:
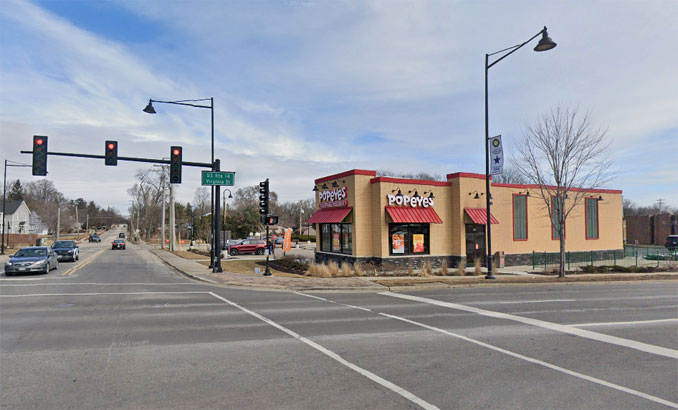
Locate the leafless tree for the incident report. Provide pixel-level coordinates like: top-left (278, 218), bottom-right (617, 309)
top-left (193, 188), bottom-right (210, 216)
top-left (515, 107), bottom-right (612, 277)
top-left (492, 164), bottom-right (528, 184)
top-left (127, 168), bottom-right (166, 240)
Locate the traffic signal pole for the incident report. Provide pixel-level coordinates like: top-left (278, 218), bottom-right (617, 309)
top-left (213, 159), bottom-right (222, 273)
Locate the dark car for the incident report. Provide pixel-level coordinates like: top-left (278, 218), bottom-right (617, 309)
top-left (51, 240), bottom-right (79, 261)
top-left (119, 232), bottom-right (126, 238)
top-left (112, 239), bottom-right (126, 250)
top-left (5, 246), bottom-right (58, 276)
top-left (666, 235), bottom-right (678, 251)
top-left (88, 234), bottom-right (101, 243)
top-left (228, 239), bottom-right (266, 256)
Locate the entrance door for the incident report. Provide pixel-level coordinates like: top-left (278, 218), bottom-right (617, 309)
top-left (465, 224), bottom-right (486, 266)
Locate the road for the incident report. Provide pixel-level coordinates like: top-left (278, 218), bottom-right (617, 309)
top-left (1, 228), bottom-right (677, 409)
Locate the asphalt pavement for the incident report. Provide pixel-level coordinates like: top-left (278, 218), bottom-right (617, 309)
top-left (1, 229), bottom-right (677, 409)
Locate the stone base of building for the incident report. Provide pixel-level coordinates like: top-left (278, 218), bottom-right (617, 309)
top-left (315, 252), bottom-right (464, 275)
top-left (315, 249), bottom-right (626, 275)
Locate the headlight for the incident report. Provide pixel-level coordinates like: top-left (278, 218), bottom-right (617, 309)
top-left (5, 261), bottom-right (12, 266)
top-left (67, 250), bottom-right (74, 254)
top-left (33, 260), bottom-right (47, 266)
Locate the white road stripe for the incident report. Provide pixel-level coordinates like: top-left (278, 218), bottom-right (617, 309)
top-left (379, 312), bottom-right (678, 409)
top-left (341, 303), bottom-right (372, 312)
top-left (209, 292), bottom-right (440, 410)
top-left (0, 291), bottom-right (209, 298)
top-left (571, 318), bottom-right (678, 327)
top-left (0, 282), bottom-right (197, 287)
top-left (0, 277), bottom-right (45, 281)
top-left (380, 292), bottom-right (678, 359)
top-left (294, 292), bottom-right (328, 301)
top-left (493, 299), bottom-right (576, 304)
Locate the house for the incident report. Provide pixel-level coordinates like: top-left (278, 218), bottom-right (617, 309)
top-left (1, 200), bottom-right (32, 235)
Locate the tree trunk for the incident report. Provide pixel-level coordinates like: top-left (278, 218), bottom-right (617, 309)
top-left (559, 207), bottom-right (566, 278)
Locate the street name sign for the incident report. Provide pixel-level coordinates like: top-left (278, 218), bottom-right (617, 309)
top-left (201, 171), bottom-right (235, 186)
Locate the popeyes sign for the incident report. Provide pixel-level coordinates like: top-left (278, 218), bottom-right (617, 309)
top-left (387, 193), bottom-right (434, 208)
top-left (318, 186), bottom-right (348, 208)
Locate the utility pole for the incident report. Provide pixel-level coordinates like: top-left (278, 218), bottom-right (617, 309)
top-left (169, 183), bottom-right (176, 251)
top-left (56, 207), bottom-right (61, 241)
top-left (75, 206), bottom-right (79, 239)
top-left (161, 181), bottom-right (166, 249)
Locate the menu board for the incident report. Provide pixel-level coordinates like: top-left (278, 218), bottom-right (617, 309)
top-left (392, 233), bottom-right (405, 254)
top-left (412, 234), bottom-right (425, 253)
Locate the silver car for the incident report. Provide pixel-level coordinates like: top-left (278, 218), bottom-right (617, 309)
top-left (4, 246), bottom-right (58, 276)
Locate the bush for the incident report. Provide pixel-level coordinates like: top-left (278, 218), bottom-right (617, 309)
top-left (270, 256), bottom-right (310, 274)
top-left (306, 263), bottom-right (331, 278)
top-left (292, 234), bottom-right (315, 242)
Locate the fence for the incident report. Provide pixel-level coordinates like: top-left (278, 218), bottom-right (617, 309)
top-left (532, 245), bottom-right (677, 271)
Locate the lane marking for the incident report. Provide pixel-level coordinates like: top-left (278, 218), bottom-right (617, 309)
top-left (209, 292), bottom-right (440, 410)
top-left (61, 249), bottom-right (105, 276)
top-left (378, 312), bottom-right (678, 409)
top-left (492, 299), bottom-right (577, 304)
top-left (294, 292), bottom-right (373, 312)
top-left (294, 292), bottom-right (328, 301)
top-left (380, 292), bottom-right (678, 359)
top-left (571, 318), bottom-right (678, 327)
top-left (0, 291), bottom-right (209, 298)
top-left (0, 282), bottom-right (198, 287)
top-left (0, 277), bottom-right (45, 281)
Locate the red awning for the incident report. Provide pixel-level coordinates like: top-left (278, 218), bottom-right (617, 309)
top-left (464, 208), bottom-right (499, 224)
top-left (385, 206), bottom-right (443, 224)
top-left (307, 207), bottom-right (352, 224)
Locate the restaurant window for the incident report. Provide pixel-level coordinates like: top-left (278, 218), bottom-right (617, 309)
top-left (513, 194), bottom-right (527, 241)
top-left (319, 223), bottom-right (352, 255)
top-left (585, 198), bottom-right (599, 239)
top-left (389, 224), bottom-right (429, 256)
top-left (551, 196), bottom-right (565, 240)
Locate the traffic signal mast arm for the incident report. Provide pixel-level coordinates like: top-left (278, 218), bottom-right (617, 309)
top-left (20, 149), bottom-right (212, 168)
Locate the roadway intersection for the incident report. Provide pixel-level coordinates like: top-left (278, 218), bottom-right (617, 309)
top-left (1, 232), bottom-right (676, 409)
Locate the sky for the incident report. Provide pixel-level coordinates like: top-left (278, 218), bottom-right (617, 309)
top-left (1, 0), bottom-right (676, 216)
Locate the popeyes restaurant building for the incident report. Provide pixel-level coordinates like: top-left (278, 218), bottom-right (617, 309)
top-left (307, 169), bottom-right (623, 271)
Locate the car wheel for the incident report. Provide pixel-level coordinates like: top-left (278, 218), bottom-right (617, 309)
top-left (255, 248), bottom-right (264, 255)
top-left (54, 260), bottom-right (59, 270)
top-left (76, 254), bottom-right (79, 261)
top-left (5, 271), bottom-right (13, 276)
top-left (230, 249), bottom-right (239, 256)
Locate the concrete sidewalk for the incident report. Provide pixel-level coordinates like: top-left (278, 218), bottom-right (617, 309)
top-left (141, 243), bottom-right (678, 291)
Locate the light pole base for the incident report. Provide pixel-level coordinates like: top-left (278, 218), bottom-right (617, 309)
top-left (485, 273), bottom-right (496, 280)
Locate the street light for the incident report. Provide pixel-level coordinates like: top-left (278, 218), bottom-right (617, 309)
top-left (484, 26), bottom-right (556, 280)
top-left (143, 98), bottom-right (219, 270)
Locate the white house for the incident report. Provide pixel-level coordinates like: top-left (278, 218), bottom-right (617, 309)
top-left (1, 200), bottom-right (32, 235)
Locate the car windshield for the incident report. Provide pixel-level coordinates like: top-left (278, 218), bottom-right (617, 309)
top-left (14, 249), bottom-right (47, 257)
top-left (114, 240), bottom-right (124, 243)
top-left (53, 241), bottom-right (74, 248)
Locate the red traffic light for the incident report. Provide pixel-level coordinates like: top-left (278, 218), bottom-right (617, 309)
top-left (35, 139), bottom-right (44, 145)
top-left (107, 143), bottom-right (115, 150)
top-left (173, 149), bottom-right (181, 156)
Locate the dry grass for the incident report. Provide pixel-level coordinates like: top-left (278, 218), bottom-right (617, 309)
top-left (354, 262), bottom-right (363, 277)
top-left (306, 263), bottom-right (332, 278)
top-left (408, 262), bottom-right (414, 276)
top-left (421, 261), bottom-right (433, 277)
top-left (339, 263), bottom-right (355, 277)
top-left (327, 261), bottom-right (340, 277)
top-left (470, 258), bottom-right (481, 276)
top-left (172, 250), bottom-right (208, 260)
top-left (455, 260), bottom-right (466, 276)
top-left (439, 259), bottom-right (449, 276)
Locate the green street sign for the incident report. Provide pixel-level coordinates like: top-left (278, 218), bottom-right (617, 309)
top-left (201, 171), bottom-right (235, 186)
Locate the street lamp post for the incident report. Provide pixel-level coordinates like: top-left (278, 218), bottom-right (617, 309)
top-left (143, 98), bottom-right (219, 269)
top-left (484, 26), bottom-right (556, 280)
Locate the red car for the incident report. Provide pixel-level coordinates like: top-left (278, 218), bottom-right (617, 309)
top-left (228, 239), bottom-right (266, 255)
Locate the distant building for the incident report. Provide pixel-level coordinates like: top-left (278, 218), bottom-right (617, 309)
top-left (625, 213), bottom-right (678, 245)
top-left (1, 200), bottom-right (32, 234)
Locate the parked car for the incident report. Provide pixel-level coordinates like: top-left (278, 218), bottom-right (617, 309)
top-left (228, 239), bottom-right (266, 256)
top-left (112, 239), bottom-right (126, 250)
top-left (88, 234), bottom-right (101, 243)
top-left (51, 240), bottom-right (79, 261)
top-left (666, 235), bottom-right (678, 251)
top-left (275, 236), bottom-right (284, 245)
top-left (222, 239), bottom-right (244, 250)
top-left (4, 246), bottom-right (58, 276)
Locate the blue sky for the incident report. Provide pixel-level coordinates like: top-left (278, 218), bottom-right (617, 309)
top-left (1, 0), bottom-right (676, 214)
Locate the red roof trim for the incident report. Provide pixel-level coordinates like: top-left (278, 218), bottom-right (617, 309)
top-left (464, 208), bottom-right (499, 224)
top-left (315, 169), bottom-right (376, 184)
top-left (370, 177), bottom-right (450, 186)
top-left (447, 172), bottom-right (488, 181)
top-left (385, 206), bottom-right (443, 224)
top-left (492, 183), bottom-right (622, 194)
top-left (307, 207), bottom-right (352, 224)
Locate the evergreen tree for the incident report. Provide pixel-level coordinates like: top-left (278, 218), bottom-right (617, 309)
top-left (7, 180), bottom-right (24, 201)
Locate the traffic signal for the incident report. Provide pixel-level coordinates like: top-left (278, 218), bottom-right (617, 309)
top-left (32, 135), bottom-right (48, 176)
top-left (105, 140), bottom-right (118, 166)
top-left (170, 146), bottom-right (182, 183)
top-left (259, 179), bottom-right (269, 216)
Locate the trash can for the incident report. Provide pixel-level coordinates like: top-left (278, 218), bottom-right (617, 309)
top-left (494, 251), bottom-right (505, 268)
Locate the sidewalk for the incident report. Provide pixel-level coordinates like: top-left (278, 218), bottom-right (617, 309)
top-left (142, 243), bottom-right (678, 291)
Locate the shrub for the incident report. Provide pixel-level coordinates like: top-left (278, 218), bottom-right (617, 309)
top-left (408, 262), bottom-right (414, 276)
top-left (327, 261), bottom-right (340, 277)
top-left (270, 256), bottom-right (309, 274)
top-left (470, 258), bottom-right (481, 276)
top-left (454, 260), bottom-right (466, 276)
top-left (438, 259), bottom-right (449, 276)
top-left (354, 262), bottom-right (363, 277)
top-left (339, 263), bottom-right (354, 277)
top-left (306, 263), bottom-right (331, 278)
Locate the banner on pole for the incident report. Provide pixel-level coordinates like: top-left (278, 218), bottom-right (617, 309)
top-left (489, 135), bottom-right (503, 175)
